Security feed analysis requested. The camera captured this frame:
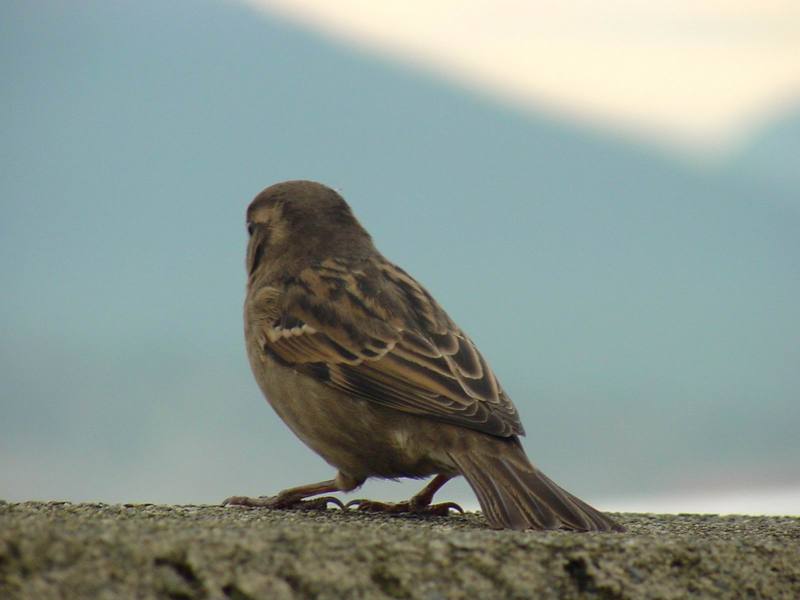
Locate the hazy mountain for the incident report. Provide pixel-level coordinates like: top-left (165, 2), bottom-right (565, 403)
top-left (1, 0), bottom-right (798, 505)
top-left (724, 106), bottom-right (800, 197)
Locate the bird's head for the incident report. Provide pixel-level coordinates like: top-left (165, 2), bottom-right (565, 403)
top-left (245, 180), bottom-right (372, 280)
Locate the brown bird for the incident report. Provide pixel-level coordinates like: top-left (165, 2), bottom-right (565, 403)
top-left (224, 180), bottom-right (623, 532)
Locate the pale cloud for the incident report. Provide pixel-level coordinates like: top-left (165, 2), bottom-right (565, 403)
top-left (240, 0), bottom-right (800, 153)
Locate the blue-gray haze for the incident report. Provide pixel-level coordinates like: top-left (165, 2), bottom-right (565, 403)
top-left (1, 0), bottom-right (798, 505)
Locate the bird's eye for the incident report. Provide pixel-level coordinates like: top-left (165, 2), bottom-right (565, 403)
top-left (247, 222), bottom-right (255, 236)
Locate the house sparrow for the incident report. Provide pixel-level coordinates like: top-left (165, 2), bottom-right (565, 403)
top-left (224, 180), bottom-right (623, 532)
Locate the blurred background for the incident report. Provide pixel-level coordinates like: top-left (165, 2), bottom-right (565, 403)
top-left (1, 0), bottom-right (798, 515)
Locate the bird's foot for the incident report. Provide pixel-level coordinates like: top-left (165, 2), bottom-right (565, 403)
top-left (222, 494), bottom-right (344, 511)
top-left (345, 498), bottom-right (463, 517)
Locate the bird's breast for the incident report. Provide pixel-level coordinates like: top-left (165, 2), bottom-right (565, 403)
top-left (248, 351), bottom-right (457, 480)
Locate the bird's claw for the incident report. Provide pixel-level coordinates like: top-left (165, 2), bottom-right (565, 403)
top-left (426, 501), bottom-right (464, 516)
top-left (297, 495), bottom-right (346, 511)
top-left (221, 494), bottom-right (344, 510)
top-left (345, 498), bottom-right (463, 516)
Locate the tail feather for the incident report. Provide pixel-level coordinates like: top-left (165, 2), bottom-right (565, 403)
top-left (457, 453), bottom-right (531, 530)
top-left (493, 458), bottom-right (560, 528)
top-left (449, 439), bottom-right (624, 532)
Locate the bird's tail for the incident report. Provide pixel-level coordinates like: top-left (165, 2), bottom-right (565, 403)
top-left (448, 438), bottom-right (624, 532)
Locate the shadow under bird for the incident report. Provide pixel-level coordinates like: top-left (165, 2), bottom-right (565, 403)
top-left (224, 180), bottom-right (623, 532)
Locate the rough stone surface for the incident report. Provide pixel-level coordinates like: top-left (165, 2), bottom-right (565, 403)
top-left (1, 501), bottom-right (798, 599)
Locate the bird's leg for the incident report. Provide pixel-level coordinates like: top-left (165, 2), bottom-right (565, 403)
top-left (222, 478), bottom-right (345, 510)
top-left (346, 474), bottom-right (463, 516)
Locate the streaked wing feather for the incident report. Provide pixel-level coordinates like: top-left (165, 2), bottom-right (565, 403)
top-left (251, 262), bottom-right (524, 437)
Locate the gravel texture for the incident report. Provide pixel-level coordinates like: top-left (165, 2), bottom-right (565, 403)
top-left (1, 500), bottom-right (798, 599)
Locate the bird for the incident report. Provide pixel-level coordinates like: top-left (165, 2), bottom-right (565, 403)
top-left (223, 180), bottom-right (623, 532)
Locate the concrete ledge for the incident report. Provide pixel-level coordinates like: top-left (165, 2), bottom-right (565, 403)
top-left (1, 501), bottom-right (798, 599)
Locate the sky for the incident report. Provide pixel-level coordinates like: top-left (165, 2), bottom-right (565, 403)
top-left (246, 0), bottom-right (800, 154)
top-left (1, 0), bottom-right (798, 514)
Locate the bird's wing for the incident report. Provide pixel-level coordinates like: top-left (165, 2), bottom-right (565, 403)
top-left (247, 258), bottom-right (523, 437)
